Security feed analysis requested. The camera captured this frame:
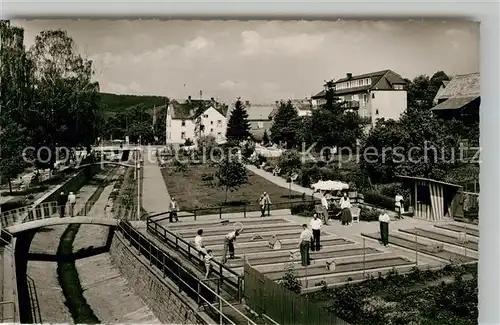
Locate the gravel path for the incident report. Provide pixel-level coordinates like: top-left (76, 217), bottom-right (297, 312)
top-left (74, 181), bottom-right (160, 323)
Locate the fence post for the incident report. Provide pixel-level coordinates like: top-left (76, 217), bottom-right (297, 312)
top-left (362, 238), bottom-right (366, 279)
top-left (415, 228), bottom-right (418, 266)
top-left (194, 209), bottom-right (197, 221)
top-left (219, 264), bottom-right (224, 285)
top-left (244, 205), bottom-right (246, 218)
top-left (219, 207), bottom-right (222, 219)
top-left (162, 253), bottom-right (166, 278)
top-left (149, 242), bottom-right (152, 266)
top-left (219, 293), bottom-right (223, 325)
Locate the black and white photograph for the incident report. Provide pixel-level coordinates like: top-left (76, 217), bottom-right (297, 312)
top-left (1, 18), bottom-right (480, 325)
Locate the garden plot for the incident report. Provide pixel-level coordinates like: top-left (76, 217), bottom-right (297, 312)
top-left (399, 228), bottom-right (478, 251)
top-left (434, 223), bottom-right (479, 237)
top-left (361, 232), bottom-right (476, 263)
top-left (259, 254), bottom-right (414, 281)
top-left (225, 247), bottom-right (379, 268)
top-left (172, 222), bottom-right (303, 238)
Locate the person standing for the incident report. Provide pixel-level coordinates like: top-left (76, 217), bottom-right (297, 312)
top-left (395, 194), bottom-right (404, 219)
top-left (298, 224), bottom-right (312, 266)
top-left (194, 229), bottom-right (207, 258)
top-left (310, 213), bottom-right (322, 251)
top-left (379, 210), bottom-right (391, 246)
top-left (222, 230), bottom-right (240, 263)
top-left (339, 192), bottom-right (352, 226)
top-left (57, 191), bottom-right (68, 218)
top-left (169, 197), bottom-right (179, 223)
top-left (68, 192), bottom-right (76, 217)
top-left (259, 192), bottom-right (272, 217)
top-left (320, 192), bottom-right (329, 225)
top-left (204, 249), bottom-right (214, 280)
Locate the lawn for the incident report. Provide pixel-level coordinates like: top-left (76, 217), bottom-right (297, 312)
top-left (161, 164), bottom-right (315, 214)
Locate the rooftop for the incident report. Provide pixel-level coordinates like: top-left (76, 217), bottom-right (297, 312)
top-left (312, 69), bottom-right (406, 98)
top-left (169, 99), bottom-right (228, 119)
top-left (434, 73), bottom-right (480, 101)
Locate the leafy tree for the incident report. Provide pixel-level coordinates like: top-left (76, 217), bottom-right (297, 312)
top-left (360, 108), bottom-right (457, 183)
top-left (306, 80), bottom-right (364, 154)
top-left (269, 100), bottom-right (301, 148)
top-left (226, 98), bottom-right (251, 145)
top-left (215, 157), bottom-right (248, 203)
top-left (277, 149), bottom-right (302, 177)
top-left (279, 263), bottom-right (302, 294)
top-left (26, 29), bottom-right (101, 166)
top-left (406, 71), bottom-right (449, 110)
top-left (0, 21), bottom-right (33, 188)
top-left (262, 130), bottom-right (270, 145)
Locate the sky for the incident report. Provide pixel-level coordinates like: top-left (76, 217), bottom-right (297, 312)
top-left (12, 19), bottom-right (479, 103)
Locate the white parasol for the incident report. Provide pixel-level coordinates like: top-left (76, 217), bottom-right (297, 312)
top-left (311, 180), bottom-right (349, 192)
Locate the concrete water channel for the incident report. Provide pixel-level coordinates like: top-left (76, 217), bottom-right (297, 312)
top-left (21, 167), bottom-right (159, 323)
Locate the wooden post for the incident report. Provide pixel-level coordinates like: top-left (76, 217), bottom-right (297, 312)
top-left (362, 238), bottom-right (366, 279)
top-left (415, 228), bottom-right (418, 266)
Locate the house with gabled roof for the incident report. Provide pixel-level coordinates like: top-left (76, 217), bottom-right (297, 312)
top-left (165, 96), bottom-right (229, 146)
top-left (311, 69), bottom-right (407, 126)
top-left (226, 100), bottom-right (275, 141)
top-left (431, 72), bottom-right (480, 121)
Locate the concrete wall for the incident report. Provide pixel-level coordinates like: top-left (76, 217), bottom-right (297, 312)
top-left (369, 90), bottom-right (407, 125)
top-left (109, 233), bottom-right (212, 324)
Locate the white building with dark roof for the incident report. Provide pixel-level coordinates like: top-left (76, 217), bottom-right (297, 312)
top-left (311, 69), bottom-right (408, 126)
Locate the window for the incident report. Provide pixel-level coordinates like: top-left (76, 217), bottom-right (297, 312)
top-left (210, 128), bottom-right (214, 133)
top-left (210, 121), bottom-right (214, 125)
top-left (366, 78), bottom-right (371, 85)
top-left (203, 114), bottom-right (208, 118)
top-left (181, 120), bottom-right (186, 126)
top-left (372, 93), bottom-right (375, 99)
top-left (168, 132), bottom-right (171, 139)
top-left (257, 121), bottom-right (264, 129)
top-left (375, 109), bottom-right (379, 115)
top-left (217, 120), bottom-right (222, 126)
top-left (394, 84), bottom-right (403, 90)
top-left (181, 132), bottom-right (186, 139)
top-left (363, 94), bottom-right (367, 105)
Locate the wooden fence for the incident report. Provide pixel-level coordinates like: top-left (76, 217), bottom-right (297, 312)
top-left (243, 261), bottom-right (350, 325)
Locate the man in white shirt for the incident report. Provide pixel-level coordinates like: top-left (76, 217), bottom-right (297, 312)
top-left (68, 192), bottom-right (76, 217)
top-left (320, 193), bottom-right (329, 225)
top-left (222, 230), bottom-right (240, 263)
top-left (378, 210), bottom-right (391, 246)
top-left (298, 224), bottom-right (312, 266)
top-left (310, 213), bottom-right (322, 251)
top-left (169, 197), bottom-right (179, 223)
top-left (194, 229), bottom-right (207, 258)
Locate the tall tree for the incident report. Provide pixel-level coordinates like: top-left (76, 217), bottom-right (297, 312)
top-left (269, 100), bottom-right (301, 148)
top-left (26, 29), bottom-right (101, 167)
top-left (216, 157), bottom-right (248, 203)
top-left (0, 21), bottom-right (32, 189)
top-left (307, 80), bottom-right (364, 153)
top-left (406, 71), bottom-right (449, 110)
top-left (226, 98), bottom-right (251, 145)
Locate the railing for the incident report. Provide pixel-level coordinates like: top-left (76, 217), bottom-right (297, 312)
top-left (244, 260), bottom-right (350, 325)
top-left (146, 217), bottom-right (243, 301)
top-left (0, 301), bottom-right (16, 323)
top-left (26, 275), bottom-right (42, 324)
top-left (116, 221), bottom-right (257, 325)
top-left (1, 201), bottom-right (127, 229)
top-left (149, 198), bottom-right (321, 222)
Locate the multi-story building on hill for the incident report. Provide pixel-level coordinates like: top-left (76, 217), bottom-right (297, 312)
top-left (311, 69), bottom-right (407, 126)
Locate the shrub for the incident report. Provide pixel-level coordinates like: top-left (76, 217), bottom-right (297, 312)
top-left (363, 190), bottom-right (395, 210)
top-left (290, 202), bottom-right (315, 217)
top-left (279, 263), bottom-right (302, 294)
top-left (184, 138), bottom-right (194, 146)
top-left (360, 206), bottom-right (382, 222)
top-left (278, 150), bottom-right (302, 176)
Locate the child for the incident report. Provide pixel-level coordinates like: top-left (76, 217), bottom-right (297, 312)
top-left (204, 249), bottom-right (214, 280)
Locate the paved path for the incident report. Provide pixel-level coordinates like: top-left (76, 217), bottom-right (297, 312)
top-left (142, 148), bottom-right (171, 215)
